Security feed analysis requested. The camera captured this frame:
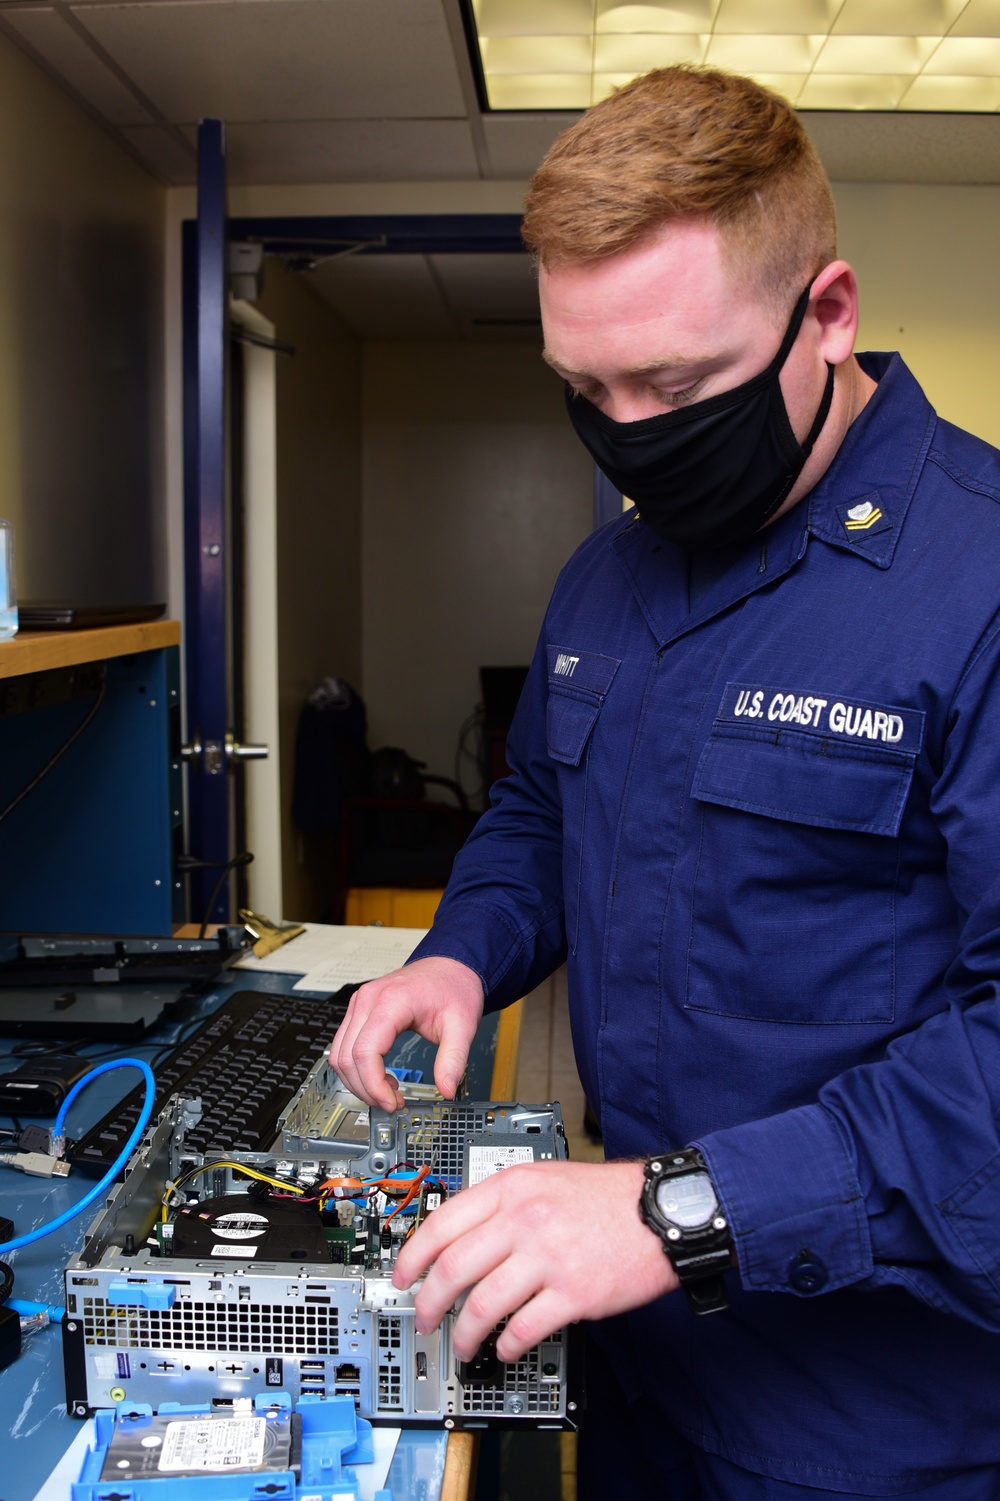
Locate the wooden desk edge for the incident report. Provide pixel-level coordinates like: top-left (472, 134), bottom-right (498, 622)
top-left (442, 1430), bottom-right (477, 1501)
top-left (0, 620), bottom-right (180, 678)
top-left (489, 998), bottom-right (522, 1100)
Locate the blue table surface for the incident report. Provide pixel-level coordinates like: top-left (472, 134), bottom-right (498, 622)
top-left (0, 966), bottom-right (498, 1499)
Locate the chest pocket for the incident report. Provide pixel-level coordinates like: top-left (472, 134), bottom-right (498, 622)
top-left (546, 646), bottom-right (620, 953)
top-left (685, 718), bottom-right (921, 1024)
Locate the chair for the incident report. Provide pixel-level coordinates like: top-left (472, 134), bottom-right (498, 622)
top-left (333, 751), bottom-right (478, 924)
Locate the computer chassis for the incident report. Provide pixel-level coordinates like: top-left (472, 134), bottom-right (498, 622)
top-left (63, 1088), bottom-right (580, 1431)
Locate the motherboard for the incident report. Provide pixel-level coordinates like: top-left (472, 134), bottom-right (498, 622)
top-left (63, 1085), bottom-right (578, 1431)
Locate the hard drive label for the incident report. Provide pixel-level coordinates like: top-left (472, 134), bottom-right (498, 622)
top-left (160, 1415), bottom-right (267, 1471)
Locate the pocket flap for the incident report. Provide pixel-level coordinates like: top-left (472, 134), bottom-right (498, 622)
top-left (546, 646), bottom-right (620, 696)
top-left (693, 727), bottom-right (915, 837)
top-left (547, 691), bottom-right (601, 767)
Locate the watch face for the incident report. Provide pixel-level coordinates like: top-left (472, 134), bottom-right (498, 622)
top-left (654, 1171), bottom-right (718, 1230)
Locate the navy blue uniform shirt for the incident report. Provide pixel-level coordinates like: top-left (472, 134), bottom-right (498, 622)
top-left (412, 354), bottom-right (1000, 1492)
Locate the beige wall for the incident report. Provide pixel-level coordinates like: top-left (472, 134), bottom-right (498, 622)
top-left (361, 340), bottom-right (592, 785)
top-left (0, 31), bottom-right (164, 605)
top-left (353, 185), bottom-right (1000, 806)
top-left (837, 183), bottom-right (1000, 449)
top-left (254, 258), bottom-right (363, 919)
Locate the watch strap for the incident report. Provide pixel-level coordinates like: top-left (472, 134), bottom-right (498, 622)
top-left (641, 1147), bottom-right (733, 1316)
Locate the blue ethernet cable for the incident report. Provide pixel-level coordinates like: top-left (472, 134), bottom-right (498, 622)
top-left (0, 1058), bottom-right (155, 1254)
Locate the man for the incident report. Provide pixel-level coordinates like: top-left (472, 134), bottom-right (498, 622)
top-left (330, 67), bottom-right (1000, 1498)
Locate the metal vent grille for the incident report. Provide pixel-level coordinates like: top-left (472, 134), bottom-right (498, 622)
top-left (460, 1328), bottom-right (563, 1416)
top-left (376, 1313), bottom-right (404, 1411)
top-left (403, 1104), bottom-right (493, 1190)
top-left (81, 1298), bottom-right (339, 1355)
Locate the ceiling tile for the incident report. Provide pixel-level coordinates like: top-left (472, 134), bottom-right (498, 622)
top-left (3, 4), bottom-right (153, 124)
top-left (221, 119), bottom-right (480, 185)
top-left (430, 251), bottom-right (539, 320)
top-left (481, 112), bottom-right (581, 176)
top-left (802, 110), bottom-right (1000, 183)
top-left (713, 0), bottom-right (836, 35)
top-left (831, 0), bottom-right (966, 36)
top-left (119, 121), bottom-right (197, 182)
top-left (951, 0), bottom-right (1000, 37)
top-left (71, 0), bottom-right (467, 121)
top-left (302, 253), bottom-right (455, 339)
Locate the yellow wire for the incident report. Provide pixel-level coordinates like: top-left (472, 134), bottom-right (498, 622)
top-left (160, 1161), bottom-right (305, 1221)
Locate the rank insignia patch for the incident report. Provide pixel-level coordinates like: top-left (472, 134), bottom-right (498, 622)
top-left (836, 495), bottom-right (892, 539)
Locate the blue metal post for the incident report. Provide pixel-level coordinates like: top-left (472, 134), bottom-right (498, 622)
top-left (183, 119), bottom-right (230, 922)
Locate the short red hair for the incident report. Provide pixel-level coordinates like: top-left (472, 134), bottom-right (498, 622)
top-left (522, 66), bottom-right (836, 309)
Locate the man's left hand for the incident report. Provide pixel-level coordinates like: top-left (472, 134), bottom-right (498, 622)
top-left (391, 1159), bottom-right (679, 1361)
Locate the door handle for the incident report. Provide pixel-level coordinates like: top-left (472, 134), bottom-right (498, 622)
top-left (181, 730), bottom-right (268, 774)
top-left (225, 730), bottom-right (269, 766)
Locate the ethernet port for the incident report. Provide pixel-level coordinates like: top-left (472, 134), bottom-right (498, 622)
top-left (335, 1363), bottom-right (361, 1384)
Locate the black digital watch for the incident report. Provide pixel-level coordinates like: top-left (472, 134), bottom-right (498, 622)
top-left (639, 1147), bottom-right (734, 1315)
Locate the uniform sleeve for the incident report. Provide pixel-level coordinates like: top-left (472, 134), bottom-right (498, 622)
top-left (696, 617), bottom-right (1000, 1329)
top-left (406, 629), bottom-right (568, 1011)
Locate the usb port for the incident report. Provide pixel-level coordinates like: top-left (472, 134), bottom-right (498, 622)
top-left (415, 1352), bottom-right (428, 1381)
top-left (300, 1361), bottom-right (325, 1371)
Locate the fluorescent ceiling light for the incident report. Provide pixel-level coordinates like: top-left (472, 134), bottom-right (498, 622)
top-left (707, 33), bottom-right (826, 69)
top-left (465, 0), bottom-right (1000, 110)
top-left (594, 33), bottom-right (708, 68)
top-left (594, 0), bottom-right (718, 31)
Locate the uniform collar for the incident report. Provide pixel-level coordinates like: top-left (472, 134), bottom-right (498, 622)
top-left (804, 352), bottom-right (937, 570)
top-left (610, 353), bottom-right (937, 648)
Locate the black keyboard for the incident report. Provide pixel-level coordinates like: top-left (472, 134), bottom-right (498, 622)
top-left (68, 988), bottom-right (351, 1178)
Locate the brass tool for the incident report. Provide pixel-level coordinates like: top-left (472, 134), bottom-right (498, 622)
top-left (239, 908), bottom-right (306, 960)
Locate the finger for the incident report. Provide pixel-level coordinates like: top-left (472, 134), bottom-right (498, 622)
top-left (494, 1287), bottom-right (576, 1363)
top-left (410, 1215), bottom-right (513, 1332)
top-left (353, 1017), bottom-right (408, 1110)
top-left (328, 987), bottom-right (375, 1077)
top-left (392, 1173), bottom-right (510, 1288)
top-left (331, 986), bottom-right (408, 1109)
top-left (432, 1010), bottom-right (477, 1098)
top-left (447, 1255), bottom-right (546, 1362)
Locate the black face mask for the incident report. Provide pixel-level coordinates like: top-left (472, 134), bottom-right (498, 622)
top-left (564, 285), bottom-right (835, 553)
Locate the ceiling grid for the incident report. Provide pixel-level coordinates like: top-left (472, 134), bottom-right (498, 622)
top-left (0, 0), bottom-right (997, 336)
top-left (0, 0), bottom-right (995, 189)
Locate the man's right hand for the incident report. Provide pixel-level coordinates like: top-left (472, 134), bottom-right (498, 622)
top-left (327, 956), bottom-right (485, 1111)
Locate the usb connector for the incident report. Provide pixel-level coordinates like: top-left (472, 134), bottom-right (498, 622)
top-left (0, 1151), bottom-right (71, 1178)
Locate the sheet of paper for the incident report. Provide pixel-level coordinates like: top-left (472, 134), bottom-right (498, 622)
top-left (291, 928), bottom-right (428, 993)
top-left (234, 922), bottom-right (426, 980)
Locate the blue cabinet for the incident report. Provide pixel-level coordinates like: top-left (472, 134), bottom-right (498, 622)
top-left (0, 623), bottom-right (184, 933)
